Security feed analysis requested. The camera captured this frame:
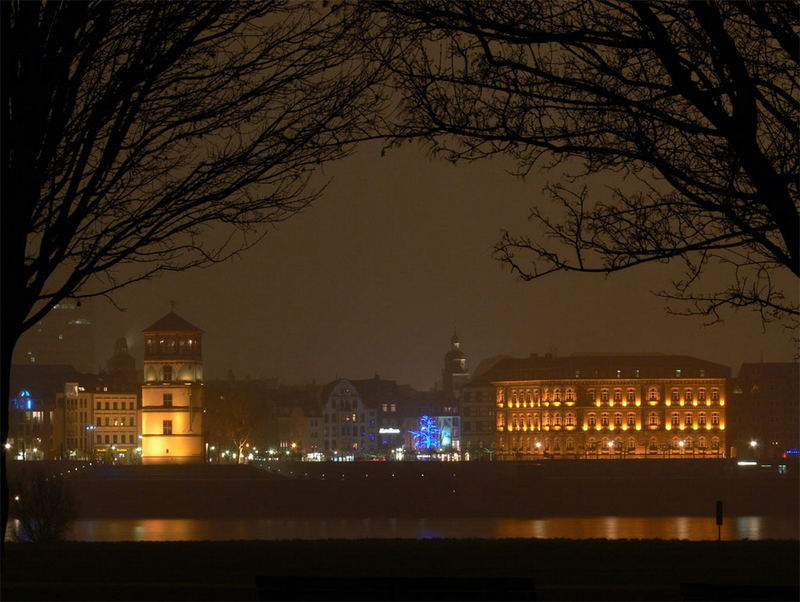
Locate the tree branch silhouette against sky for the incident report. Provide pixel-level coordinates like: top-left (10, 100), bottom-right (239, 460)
top-left (370, 0), bottom-right (799, 325)
top-left (1, 0), bottom-right (383, 541)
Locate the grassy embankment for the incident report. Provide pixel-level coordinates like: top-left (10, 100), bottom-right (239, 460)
top-left (3, 538), bottom-right (799, 601)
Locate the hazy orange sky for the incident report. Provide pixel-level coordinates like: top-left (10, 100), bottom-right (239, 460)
top-left (89, 142), bottom-right (796, 388)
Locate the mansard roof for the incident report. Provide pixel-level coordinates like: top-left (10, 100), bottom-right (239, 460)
top-left (143, 311), bottom-right (203, 334)
top-left (466, 353), bottom-right (730, 386)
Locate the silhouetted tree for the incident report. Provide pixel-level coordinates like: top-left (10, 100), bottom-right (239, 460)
top-left (9, 469), bottom-right (77, 543)
top-left (2, 0), bottom-right (383, 540)
top-left (371, 0), bottom-right (799, 324)
top-left (206, 387), bottom-right (256, 464)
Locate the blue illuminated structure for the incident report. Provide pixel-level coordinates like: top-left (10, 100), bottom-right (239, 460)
top-left (409, 415), bottom-right (441, 450)
top-left (12, 389), bottom-right (35, 411)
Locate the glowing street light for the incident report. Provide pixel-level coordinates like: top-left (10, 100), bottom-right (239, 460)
top-left (750, 440), bottom-right (758, 448)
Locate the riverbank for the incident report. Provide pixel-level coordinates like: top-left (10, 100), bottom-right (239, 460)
top-left (3, 539), bottom-right (798, 601)
top-left (10, 461), bottom-right (794, 519)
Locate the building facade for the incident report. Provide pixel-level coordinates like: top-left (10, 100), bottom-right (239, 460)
top-left (471, 354), bottom-right (729, 459)
top-left (91, 390), bottom-right (140, 463)
top-left (141, 311), bottom-right (205, 464)
top-left (321, 379), bottom-right (379, 458)
top-left (730, 362), bottom-right (799, 460)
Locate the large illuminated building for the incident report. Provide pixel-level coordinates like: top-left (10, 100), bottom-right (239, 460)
top-left (140, 311), bottom-right (205, 464)
top-left (468, 353), bottom-right (729, 459)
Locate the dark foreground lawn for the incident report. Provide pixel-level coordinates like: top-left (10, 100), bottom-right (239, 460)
top-left (3, 538), bottom-right (799, 601)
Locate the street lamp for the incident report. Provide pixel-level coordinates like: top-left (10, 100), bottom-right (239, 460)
top-left (749, 440), bottom-right (758, 448)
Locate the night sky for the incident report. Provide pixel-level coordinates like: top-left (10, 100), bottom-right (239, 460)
top-left (89, 141), bottom-right (795, 389)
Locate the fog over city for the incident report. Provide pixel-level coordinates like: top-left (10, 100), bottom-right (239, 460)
top-left (82, 143), bottom-right (795, 388)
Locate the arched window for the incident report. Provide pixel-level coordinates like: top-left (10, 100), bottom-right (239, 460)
top-left (648, 387), bottom-right (659, 401)
top-left (601, 389), bottom-right (609, 402)
top-left (554, 389), bottom-right (562, 401)
top-left (627, 413), bottom-right (636, 426)
top-left (614, 390), bottom-right (622, 402)
top-left (614, 413), bottom-right (622, 426)
top-left (685, 414), bottom-right (693, 426)
top-left (588, 414), bottom-right (597, 426)
top-left (699, 437), bottom-right (707, 448)
top-left (711, 437), bottom-right (720, 450)
top-left (671, 413), bottom-right (680, 426)
top-left (685, 389), bottom-right (693, 402)
top-left (671, 389), bottom-right (680, 402)
top-left (711, 412), bottom-right (720, 425)
top-left (601, 413), bottom-right (609, 426)
top-left (711, 389), bottom-right (720, 401)
top-left (565, 412), bottom-right (576, 426)
top-left (698, 413), bottom-right (706, 425)
top-left (565, 388), bottom-right (575, 401)
top-left (627, 437), bottom-right (636, 450)
top-left (698, 389), bottom-right (706, 401)
top-left (648, 437), bottom-right (658, 450)
top-left (586, 389), bottom-right (595, 403)
top-left (163, 365), bottom-right (172, 381)
top-left (566, 438), bottom-right (575, 450)
top-left (648, 412), bottom-right (659, 425)
top-left (554, 414), bottom-right (562, 426)
top-left (588, 438), bottom-right (597, 450)
top-left (627, 389), bottom-right (636, 402)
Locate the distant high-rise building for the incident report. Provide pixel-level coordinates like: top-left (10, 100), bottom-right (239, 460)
top-left (730, 362), bottom-right (799, 460)
top-left (12, 299), bottom-right (96, 372)
top-left (140, 310), bottom-right (205, 464)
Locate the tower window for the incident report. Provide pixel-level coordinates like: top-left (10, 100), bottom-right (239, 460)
top-left (163, 366), bottom-right (172, 381)
top-left (163, 393), bottom-right (172, 407)
top-left (163, 420), bottom-right (173, 435)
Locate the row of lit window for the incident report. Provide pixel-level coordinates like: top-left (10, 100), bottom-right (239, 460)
top-left (146, 338), bottom-right (198, 353)
top-left (501, 387), bottom-right (721, 405)
top-left (503, 435), bottom-right (721, 451)
top-left (96, 400), bottom-right (136, 410)
top-left (95, 433), bottom-right (136, 444)
top-left (96, 416), bottom-right (136, 427)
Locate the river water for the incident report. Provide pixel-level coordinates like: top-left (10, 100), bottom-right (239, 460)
top-left (8, 515), bottom-right (797, 542)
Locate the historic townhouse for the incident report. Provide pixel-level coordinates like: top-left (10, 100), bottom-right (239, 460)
top-left (481, 354), bottom-right (729, 459)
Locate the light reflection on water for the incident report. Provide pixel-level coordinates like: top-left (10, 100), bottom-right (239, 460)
top-left (13, 515), bottom-right (793, 542)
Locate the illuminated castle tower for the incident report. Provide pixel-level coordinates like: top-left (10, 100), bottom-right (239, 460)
top-left (140, 309), bottom-right (204, 464)
top-left (443, 331), bottom-right (469, 400)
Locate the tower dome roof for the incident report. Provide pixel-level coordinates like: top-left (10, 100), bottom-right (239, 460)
top-left (143, 311), bottom-right (203, 333)
top-left (107, 337), bottom-right (136, 374)
top-left (446, 347), bottom-right (466, 360)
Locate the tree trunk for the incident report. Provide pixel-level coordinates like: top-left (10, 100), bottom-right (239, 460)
top-left (1, 328), bottom-right (22, 550)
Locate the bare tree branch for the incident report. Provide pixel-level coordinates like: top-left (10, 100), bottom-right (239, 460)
top-left (369, 0), bottom-right (799, 325)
